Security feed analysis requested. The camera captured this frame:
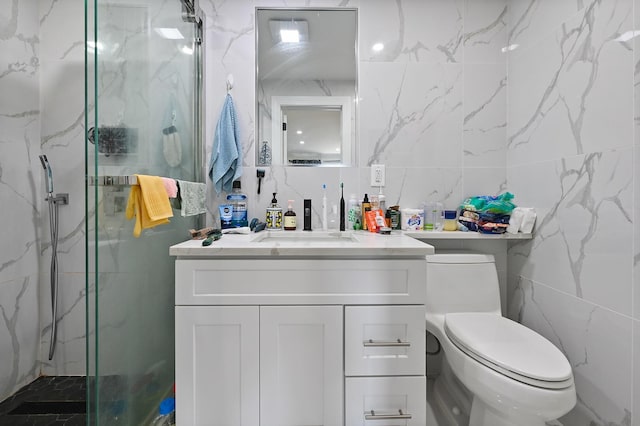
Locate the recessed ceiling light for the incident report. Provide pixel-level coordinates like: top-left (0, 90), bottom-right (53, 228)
top-left (372, 43), bottom-right (384, 52)
top-left (335, 147), bottom-right (341, 152)
top-left (155, 28), bottom-right (185, 40)
top-left (280, 29), bottom-right (300, 43)
top-left (296, 130), bottom-right (303, 135)
top-left (181, 45), bottom-right (194, 55)
top-left (299, 140), bottom-right (305, 144)
top-left (269, 20), bottom-right (309, 44)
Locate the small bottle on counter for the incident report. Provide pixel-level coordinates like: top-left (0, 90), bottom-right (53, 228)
top-left (227, 180), bottom-right (248, 228)
top-left (284, 200), bottom-right (297, 231)
top-left (361, 194), bottom-right (371, 230)
top-left (443, 210), bottom-right (458, 231)
top-left (266, 192), bottom-right (283, 230)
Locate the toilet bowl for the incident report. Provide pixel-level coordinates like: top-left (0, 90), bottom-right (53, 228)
top-left (426, 253), bottom-right (576, 426)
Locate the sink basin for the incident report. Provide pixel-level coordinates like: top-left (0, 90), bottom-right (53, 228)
top-left (250, 231), bottom-right (359, 243)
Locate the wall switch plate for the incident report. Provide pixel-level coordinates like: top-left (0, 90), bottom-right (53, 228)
top-left (371, 164), bottom-right (385, 187)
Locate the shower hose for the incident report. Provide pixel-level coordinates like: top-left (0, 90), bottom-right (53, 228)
top-left (47, 194), bottom-right (60, 360)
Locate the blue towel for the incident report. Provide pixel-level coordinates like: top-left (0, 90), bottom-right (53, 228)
top-left (208, 94), bottom-right (242, 193)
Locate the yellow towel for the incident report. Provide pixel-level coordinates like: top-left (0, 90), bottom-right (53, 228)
top-left (126, 174), bottom-right (173, 237)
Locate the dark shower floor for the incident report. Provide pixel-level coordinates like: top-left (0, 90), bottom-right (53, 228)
top-left (0, 376), bottom-right (86, 425)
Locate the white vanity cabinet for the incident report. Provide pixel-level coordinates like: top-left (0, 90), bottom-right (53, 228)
top-left (172, 233), bottom-right (433, 426)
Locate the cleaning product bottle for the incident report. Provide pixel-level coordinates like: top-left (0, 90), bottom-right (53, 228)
top-left (347, 194), bottom-right (359, 230)
top-left (328, 203), bottom-right (339, 230)
top-left (284, 200), bottom-right (297, 231)
top-left (227, 180), bottom-right (248, 228)
top-left (322, 184), bottom-right (328, 231)
top-left (378, 187), bottom-right (386, 212)
top-left (361, 193), bottom-right (371, 230)
top-left (266, 192), bottom-right (283, 230)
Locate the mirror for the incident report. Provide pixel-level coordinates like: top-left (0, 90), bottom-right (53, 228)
top-left (256, 8), bottom-right (357, 166)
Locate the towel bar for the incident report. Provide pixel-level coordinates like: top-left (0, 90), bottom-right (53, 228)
top-left (87, 175), bottom-right (138, 186)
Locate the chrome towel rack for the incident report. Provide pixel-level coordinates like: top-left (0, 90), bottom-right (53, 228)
top-left (87, 175), bottom-right (138, 186)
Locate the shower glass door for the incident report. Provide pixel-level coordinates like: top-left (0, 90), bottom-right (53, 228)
top-left (86, 0), bottom-right (201, 423)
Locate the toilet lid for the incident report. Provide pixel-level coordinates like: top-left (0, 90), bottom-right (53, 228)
top-left (445, 313), bottom-right (573, 389)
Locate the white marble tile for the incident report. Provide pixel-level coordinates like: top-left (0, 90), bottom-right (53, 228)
top-left (508, 277), bottom-right (632, 426)
top-left (508, 0), bottom-right (633, 166)
top-left (635, 143), bottom-right (640, 321)
top-left (359, 0), bottom-right (464, 63)
top-left (0, 276), bottom-right (40, 401)
top-left (463, 0), bottom-right (508, 64)
top-left (359, 61), bottom-right (463, 168)
top-left (39, 273), bottom-right (86, 376)
top-left (463, 63), bottom-right (507, 168)
top-left (462, 167), bottom-right (507, 199)
top-left (634, 320), bottom-right (640, 426)
top-left (508, 150), bottom-right (633, 316)
top-left (358, 167), bottom-right (463, 212)
top-left (507, 0), bottom-right (584, 50)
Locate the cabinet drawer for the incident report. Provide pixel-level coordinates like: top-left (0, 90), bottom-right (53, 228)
top-left (175, 259), bottom-right (426, 305)
top-left (345, 306), bottom-right (425, 376)
top-left (345, 376), bottom-right (426, 425)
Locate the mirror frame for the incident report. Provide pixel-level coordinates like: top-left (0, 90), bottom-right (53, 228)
top-left (255, 7), bottom-right (358, 167)
top-left (272, 96), bottom-right (352, 166)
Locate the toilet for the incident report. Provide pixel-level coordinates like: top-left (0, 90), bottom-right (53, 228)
top-left (425, 252), bottom-right (576, 426)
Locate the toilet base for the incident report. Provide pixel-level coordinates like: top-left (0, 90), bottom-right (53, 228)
top-left (469, 398), bottom-right (547, 426)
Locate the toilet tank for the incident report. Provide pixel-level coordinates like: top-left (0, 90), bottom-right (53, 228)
top-left (426, 252), bottom-right (501, 315)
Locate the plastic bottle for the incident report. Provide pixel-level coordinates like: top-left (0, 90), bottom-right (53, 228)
top-left (266, 192), bottom-right (283, 230)
top-left (378, 188), bottom-right (386, 212)
top-left (443, 209), bottom-right (458, 231)
top-left (361, 194), bottom-right (371, 230)
top-left (227, 180), bottom-right (248, 228)
top-left (152, 397), bottom-right (175, 425)
top-left (284, 200), bottom-right (297, 231)
top-left (347, 194), bottom-right (359, 230)
top-left (328, 203), bottom-right (339, 230)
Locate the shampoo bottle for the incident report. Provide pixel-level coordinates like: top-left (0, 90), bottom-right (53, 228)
top-left (347, 194), bottom-right (359, 230)
top-left (361, 194), bottom-right (371, 231)
top-left (284, 200), bottom-right (297, 231)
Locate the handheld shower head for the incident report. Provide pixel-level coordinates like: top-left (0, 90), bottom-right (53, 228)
top-left (39, 155), bottom-right (54, 195)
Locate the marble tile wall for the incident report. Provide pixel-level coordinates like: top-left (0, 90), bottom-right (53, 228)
top-left (202, 0), bottom-right (509, 223)
top-left (0, 0), bottom-right (43, 402)
top-left (506, 0), bottom-right (638, 425)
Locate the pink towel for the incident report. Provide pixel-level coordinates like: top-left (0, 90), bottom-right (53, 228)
top-left (161, 177), bottom-right (178, 198)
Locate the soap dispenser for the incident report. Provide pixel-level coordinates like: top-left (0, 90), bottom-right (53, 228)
top-left (266, 192), bottom-right (283, 230)
top-left (284, 200), bottom-right (297, 231)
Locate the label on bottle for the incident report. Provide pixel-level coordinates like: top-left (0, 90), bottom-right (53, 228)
top-left (266, 208), bottom-right (283, 230)
top-left (283, 215), bottom-right (297, 230)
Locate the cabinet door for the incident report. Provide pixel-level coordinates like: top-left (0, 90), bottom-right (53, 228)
top-left (260, 306), bottom-right (343, 426)
top-left (175, 306), bottom-right (259, 426)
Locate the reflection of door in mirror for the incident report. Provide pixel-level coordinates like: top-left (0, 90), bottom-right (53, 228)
top-left (256, 8), bottom-right (357, 166)
top-left (284, 107), bottom-right (342, 165)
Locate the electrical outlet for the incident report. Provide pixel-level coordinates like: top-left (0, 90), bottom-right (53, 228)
top-left (371, 164), bottom-right (385, 187)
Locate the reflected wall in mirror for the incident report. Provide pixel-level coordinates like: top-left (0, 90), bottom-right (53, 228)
top-left (256, 8), bottom-right (357, 166)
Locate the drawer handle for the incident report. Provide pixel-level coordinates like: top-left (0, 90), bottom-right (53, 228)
top-left (365, 409), bottom-right (412, 420)
top-left (363, 338), bottom-right (410, 347)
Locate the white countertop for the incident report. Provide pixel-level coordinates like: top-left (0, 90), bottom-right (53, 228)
top-left (170, 230), bottom-right (435, 258)
top-left (404, 230), bottom-right (533, 240)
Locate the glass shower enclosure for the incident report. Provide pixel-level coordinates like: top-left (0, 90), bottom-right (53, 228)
top-left (85, 0), bottom-right (202, 423)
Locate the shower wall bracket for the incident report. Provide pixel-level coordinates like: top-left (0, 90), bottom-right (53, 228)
top-left (47, 193), bottom-right (69, 205)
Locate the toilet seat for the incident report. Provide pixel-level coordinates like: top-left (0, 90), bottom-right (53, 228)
top-left (444, 313), bottom-right (574, 390)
